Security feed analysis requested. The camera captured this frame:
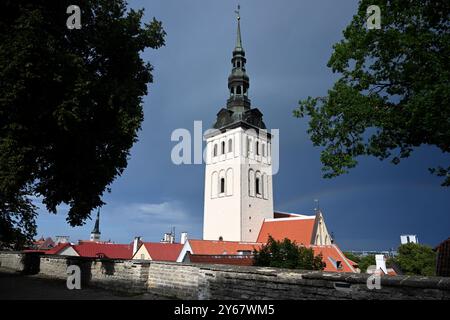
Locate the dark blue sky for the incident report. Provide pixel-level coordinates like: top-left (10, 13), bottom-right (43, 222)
top-left (36, 0), bottom-right (449, 251)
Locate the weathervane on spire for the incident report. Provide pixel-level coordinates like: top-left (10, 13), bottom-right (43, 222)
top-left (235, 4), bottom-right (241, 20)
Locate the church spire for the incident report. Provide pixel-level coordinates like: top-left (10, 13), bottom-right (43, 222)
top-left (212, 5), bottom-right (266, 130)
top-left (90, 209), bottom-right (101, 241)
top-left (227, 5), bottom-right (251, 111)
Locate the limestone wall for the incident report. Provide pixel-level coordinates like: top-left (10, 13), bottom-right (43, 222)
top-left (1, 251), bottom-right (449, 299)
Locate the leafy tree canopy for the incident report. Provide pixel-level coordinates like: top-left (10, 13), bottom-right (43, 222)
top-left (394, 242), bottom-right (436, 276)
top-left (355, 254), bottom-right (376, 273)
top-left (294, 0), bottom-right (450, 185)
top-left (343, 251), bottom-right (361, 264)
top-left (0, 0), bottom-right (165, 247)
top-left (253, 236), bottom-right (326, 270)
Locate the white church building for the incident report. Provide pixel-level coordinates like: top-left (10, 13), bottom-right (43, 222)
top-left (177, 11), bottom-right (357, 273)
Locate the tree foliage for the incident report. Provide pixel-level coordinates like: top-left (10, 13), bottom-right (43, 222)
top-left (356, 254), bottom-right (376, 273)
top-left (253, 236), bottom-right (326, 270)
top-left (393, 242), bottom-right (436, 276)
top-left (294, 0), bottom-right (450, 185)
top-left (0, 0), bottom-right (165, 246)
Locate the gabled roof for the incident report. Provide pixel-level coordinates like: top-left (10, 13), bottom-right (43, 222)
top-left (310, 245), bottom-right (356, 273)
top-left (188, 239), bottom-right (263, 255)
top-left (257, 216), bottom-right (316, 245)
top-left (45, 242), bottom-right (72, 255)
top-left (72, 242), bottom-right (133, 259)
top-left (138, 242), bottom-right (183, 262)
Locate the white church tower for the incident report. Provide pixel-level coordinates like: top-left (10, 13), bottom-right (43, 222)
top-left (203, 9), bottom-right (274, 242)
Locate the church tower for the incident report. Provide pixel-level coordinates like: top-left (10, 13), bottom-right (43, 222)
top-left (90, 210), bottom-right (101, 241)
top-left (203, 9), bottom-right (274, 242)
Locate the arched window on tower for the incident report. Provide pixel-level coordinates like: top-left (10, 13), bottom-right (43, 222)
top-left (255, 177), bottom-right (260, 195)
top-left (221, 141), bottom-right (225, 154)
top-left (236, 86), bottom-right (241, 95)
top-left (228, 139), bottom-right (233, 153)
top-left (256, 141), bottom-right (260, 156)
top-left (213, 144), bottom-right (217, 157)
top-left (255, 171), bottom-right (262, 196)
top-left (220, 178), bottom-right (225, 194)
top-left (262, 144), bottom-right (266, 157)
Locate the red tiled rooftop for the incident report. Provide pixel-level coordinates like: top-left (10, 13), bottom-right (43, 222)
top-left (257, 217), bottom-right (316, 245)
top-left (140, 242), bottom-right (183, 262)
top-left (45, 243), bottom-right (71, 255)
top-left (72, 242), bottom-right (133, 259)
top-left (310, 245), bottom-right (356, 273)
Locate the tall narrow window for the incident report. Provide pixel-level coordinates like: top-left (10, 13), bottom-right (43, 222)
top-left (221, 141), bottom-right (225, 154)
top-left (213, 144), bottom-right (217, 157)
top-left (256, 141), bottom-right (260, 155)
top-left (262, 144), bottom-right (266, 157)
top-left (220, 178), bottom-right (225, 194)
top-left (228, 139), bottom-right (233, 153)
top-left (255, 177), bottom-right (260, 195)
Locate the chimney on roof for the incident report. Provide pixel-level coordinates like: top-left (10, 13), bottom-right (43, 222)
top-left (375, 254), bottom-right (387, 274)
top-left (133, 236), bottom-right (141, 256)
top-left (180, 232), bottom-right (188, 245)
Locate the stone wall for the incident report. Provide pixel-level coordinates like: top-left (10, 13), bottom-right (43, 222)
top-left (1, 251), bottom-right (449, 299)
top-left (38, 255), bottom-right (150, 293)
top-left (0, 252), bottom-right (25, 271)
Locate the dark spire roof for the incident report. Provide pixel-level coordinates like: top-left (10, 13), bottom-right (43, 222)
top-left (91, 210), bottom-right (101, 234)
top-left (212, 6), bottom-right (266, 130)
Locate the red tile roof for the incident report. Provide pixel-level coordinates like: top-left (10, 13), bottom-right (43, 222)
top-left (140, 242), bottom-right (183, 262)
top-left (311, 245), bottom-right (356, 273)
top-left (188, 239), bottom-right (263, 255)
top-left (257, 217), bottom-right (316, 245)
top-left (45, 243), bottom-right (72, 255)
top-left (72, 242), bottom-right (133, 259)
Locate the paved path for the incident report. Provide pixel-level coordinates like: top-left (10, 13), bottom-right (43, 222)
top-left (0, 268), bottom-right (170, 300)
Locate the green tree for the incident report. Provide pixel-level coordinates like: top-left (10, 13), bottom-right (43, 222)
top-left (294, 0), bottom-right (450, 186)
top-left (253, 236), bottom-right (326, 270)
top-left (356, 254), bottom-right (376, 273)
top-left (394, 243), bottom-right (436, 276)
top-left (0, 0), bottom-right (165, 247)
top-left (343, 251), bottom-right (361, 264)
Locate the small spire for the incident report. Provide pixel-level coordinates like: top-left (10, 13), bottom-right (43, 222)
top-left (235, 4), bottom-right (242, 50)
top-left (91, 209), bottom-right (100, 234)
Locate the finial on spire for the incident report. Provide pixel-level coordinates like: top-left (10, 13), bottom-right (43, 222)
top-left (234, 4), bottom-right (242, 49)
top-left (235, 4), bottom-right (241, 20)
